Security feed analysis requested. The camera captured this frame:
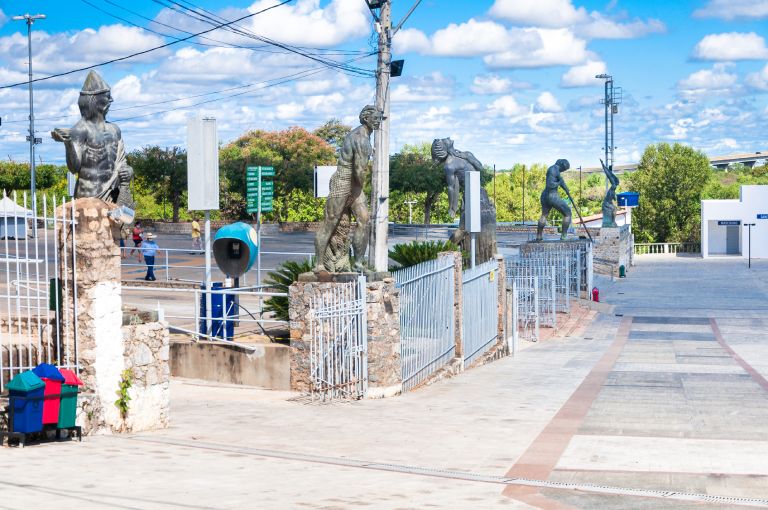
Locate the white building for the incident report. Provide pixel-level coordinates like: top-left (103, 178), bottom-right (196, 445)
top-left (701, 185), bottom-right (768, 258)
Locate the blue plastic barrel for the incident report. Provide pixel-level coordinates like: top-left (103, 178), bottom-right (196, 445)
top-left (7, 371), bottom-right (45, 434)
top-left (199, 282), bottom-right (237, 340)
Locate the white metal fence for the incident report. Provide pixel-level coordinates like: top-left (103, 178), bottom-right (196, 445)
top-left (462, 259), bottom-right (499, 366)
top-left (308, 276), bottom-right (367, 400)
top-left (0, 192), bottom-right (79, 391)
top-left (395, 257), bottom-right (455, 392)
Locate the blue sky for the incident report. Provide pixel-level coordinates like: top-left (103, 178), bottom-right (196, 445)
top-left (1, 0), bottom-right (767, 169)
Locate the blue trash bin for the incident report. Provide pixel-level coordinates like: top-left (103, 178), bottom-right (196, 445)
top-left (199, 282), bottom-right (236, 340)
top-left (7, 371), bottom-right (45, 434)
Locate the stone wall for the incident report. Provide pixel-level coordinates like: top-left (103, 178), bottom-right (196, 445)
top-left (592, 226), bottom-right (633, 276)
top-left (57, 198), bottom-right (170, 435)
top-left (288, 275), bottom-right (401, 397)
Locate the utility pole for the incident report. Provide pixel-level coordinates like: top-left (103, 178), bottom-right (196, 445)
top-left (596, 74), bottom-right (621, 190)
top-left (744, 223), bottom-right (755, 268)
top-left (369, 0), bottom-right (392, 272)
top-left (13, 13), bottom-right (45, 221)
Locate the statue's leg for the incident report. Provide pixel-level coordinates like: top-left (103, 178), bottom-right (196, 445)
top-left (536, 193), bottom-right (551, 241)
top-left (314, 196), bottom-right (346, 272)
top-left (350, 194), bottom-right (370, 264)
top-left (553, 197), bottom-right (572, 240)
top-left (446, 169), bottom-right (459, 218)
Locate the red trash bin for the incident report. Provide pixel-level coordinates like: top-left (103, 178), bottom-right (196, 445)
top-left (32, 363), bottom-right (65, 425)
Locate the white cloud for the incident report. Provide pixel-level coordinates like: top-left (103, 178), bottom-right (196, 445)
top-left (560, 60), bottom-right (607, 87)
top-left (677, 64), bottom-right (738, 97)
top-left (391, 72), bottom-right (455, 103)
top-left (487, 95), bottom-right (528, 117)
top-left (535, 92), bottom-right (562, 112)
top-left (692, 32), bottom-right (768, 61)
top-left (470, 74), bottom-right (528, 94)
top-left (248, 0), bottom-right (369, 46)
top-left (394, 19), bottom-right (536, 57)
top-left (694, 0), bottom-right (768, 20)
top-left (577, 14), bottom-right (666, 40)
top-left (488, 0), bottom-right (588, 27)
top-left (484, 28), bottom-right (591, 68)
top-left (392, 28), bottom-right (431, 54)
top-left (274, 102), bottom-right (304, 120)
top-left (746, 63), bottom-right (768, 91)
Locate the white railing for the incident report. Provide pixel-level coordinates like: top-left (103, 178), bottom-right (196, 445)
top-left (0, 192), bottom-right (80, 391)
top-left (395, 256), bottom-right (455, 392)
top-left (634, 242), bottom-right (701, 255)
top-left (462, 259), bottom-right (499, 366)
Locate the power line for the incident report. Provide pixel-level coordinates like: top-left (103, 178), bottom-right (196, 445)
top-left (3, 52), bottom-right (375, 127)
top-left (0, 0), bottom-right (293, 90)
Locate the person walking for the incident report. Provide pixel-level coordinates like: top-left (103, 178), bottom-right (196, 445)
top-left (130, 221), bottom-right (144, 262)
top-left (120, 225), bottom-right (131, 259)
top-left (142, 233), bottom-right (159, 281)
top-left (190, 217), bottom-right (202, 253)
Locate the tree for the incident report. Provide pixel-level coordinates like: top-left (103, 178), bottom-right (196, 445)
top-left (0, 162), bottom-right (65, 193)
top-left (219, 127), bottom-right (336, 221)
top-left (128, 146), bottom-right (187, 222)
top-left (389, 143), bottom-right (445, 224)
top-left (626, 143), bottom-right (712, 243)
top-left (313, 119), bottom-right (351, 152)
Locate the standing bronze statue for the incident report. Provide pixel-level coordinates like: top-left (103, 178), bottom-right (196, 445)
top-left (432, 138), bottom-right (497, 262)
top-left (601, 160), bottom-right (620, 228)
top-left (536, 159), bottom-right (572, 241)
top-left (314, 105), bottom-right (382, 273)
top-left (51, 71), bottom-right (134, 209)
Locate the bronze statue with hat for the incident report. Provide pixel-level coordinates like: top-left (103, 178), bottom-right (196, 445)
top-left (51, 70), bottom-right (135, 210)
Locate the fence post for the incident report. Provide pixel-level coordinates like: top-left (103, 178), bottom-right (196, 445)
top-left (439, 251), bottom-right (463, 367)
top-left (494, 254), bottom-right (507, 356)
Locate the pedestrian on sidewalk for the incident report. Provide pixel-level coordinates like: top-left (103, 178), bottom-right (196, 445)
top-left (190, 216), bottom-right (202, 253)
top-left (130, 221), bottom-right (144, 262)
top-left (120, 225), bottom-right (131, 259)
top-left (142, 233), bottom-right (159, 281)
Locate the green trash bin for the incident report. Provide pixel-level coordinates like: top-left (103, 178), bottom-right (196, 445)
top-left (57, 368), bottom-right (83, 429)
top-left (619, 265), bottom-right (626, 278)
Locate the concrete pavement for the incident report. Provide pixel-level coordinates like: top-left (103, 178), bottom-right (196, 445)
top-left (2, 256), bottom-right (768, 509)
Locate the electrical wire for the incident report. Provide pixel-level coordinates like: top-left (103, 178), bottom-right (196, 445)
top-left (0, 0), bottom-right (293, 90)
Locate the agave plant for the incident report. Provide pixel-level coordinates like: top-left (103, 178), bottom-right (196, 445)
top-left (388, 240), bottom-right (459, 271)
top-left (263, 258), bottom-right (314, 321)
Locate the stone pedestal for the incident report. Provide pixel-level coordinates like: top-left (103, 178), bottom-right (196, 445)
top-left (289, 276), bottom-right (402, 397)
top-left (592, 225), bottom-right (633, 277)
top-left (57, 198), bottom-right (169, 433)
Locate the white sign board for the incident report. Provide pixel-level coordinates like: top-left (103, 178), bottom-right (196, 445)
top-left (465, 170), bottom-right (481, 233)
top-left (314, 165), bottom-right (336, 198)
top-left (187, 117), bottom-right (220, 211)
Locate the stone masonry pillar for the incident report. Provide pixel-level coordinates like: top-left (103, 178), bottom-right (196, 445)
top-left (58, 198), bottom-right (124, 433)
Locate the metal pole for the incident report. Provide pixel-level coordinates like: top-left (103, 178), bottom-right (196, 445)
top-left (493, 163), bottom-right (496, 205)
top-left (744, 223), bottom-right (755, 268)
top-left (204, 210), bottom-right (212, 334)
top-left (13, 14), bottom-right (45, 234)
top-left (579, 165), bottom-right (582, 205)
top-left (257, 166), bottom-right (262, 285)
top-left (522, 165), bottom-right (526, 224)
top-left (370, 0), bottom-right (392, 271)
top-left (470, 233), bottom-right (476, 268)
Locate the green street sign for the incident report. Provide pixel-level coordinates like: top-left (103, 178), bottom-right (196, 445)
top-left (246, 166), bottom-right (275, 177)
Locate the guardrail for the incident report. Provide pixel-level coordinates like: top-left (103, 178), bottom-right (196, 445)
top-left (634, 243), bottom-right (700, 255)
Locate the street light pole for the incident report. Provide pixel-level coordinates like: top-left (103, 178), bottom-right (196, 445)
top-left (596, 73), bottom-right (621, 192)
top-left (744, 223), bottom-right (755, 268)
top-left (13, 13), bottom-right (45, 220)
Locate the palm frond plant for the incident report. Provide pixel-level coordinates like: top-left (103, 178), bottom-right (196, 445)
top-left (263, 258), bottom-right (314, 321)
top-left (388, 240), bottom-right (459, 271)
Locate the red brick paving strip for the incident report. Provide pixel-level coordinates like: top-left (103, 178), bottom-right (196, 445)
top-left (502, 316), bottom-right (632, 506)
top-left (710, 319), bottom-right (768, 392)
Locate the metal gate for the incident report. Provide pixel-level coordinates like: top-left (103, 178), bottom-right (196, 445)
top-left (462, 259), bottom-right (499, 366)
top-left (395, 257), bottom-right (455, 392)
top-left (0, 193), bottom-right (79, 391)
top-left (309, 275), bottom-right (367, 400)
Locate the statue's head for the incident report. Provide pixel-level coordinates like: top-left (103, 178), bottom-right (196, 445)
top-left (78, 71), bottom-right (113, 120)
top-left (431, 138), bottom-right (454, 162)
top-left (556, 159), bottom-right (570, 171)
top-left (359, 105), bottom-right (382, 130)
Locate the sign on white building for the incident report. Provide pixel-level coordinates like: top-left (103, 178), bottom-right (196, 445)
top-left (701, 185), bottom-right (768, 258)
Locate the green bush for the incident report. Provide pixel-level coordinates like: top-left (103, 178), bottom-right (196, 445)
top-left (263, 258), bottom-right (315, 321)
top-left (388, 240), bottom-right (459, 271)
